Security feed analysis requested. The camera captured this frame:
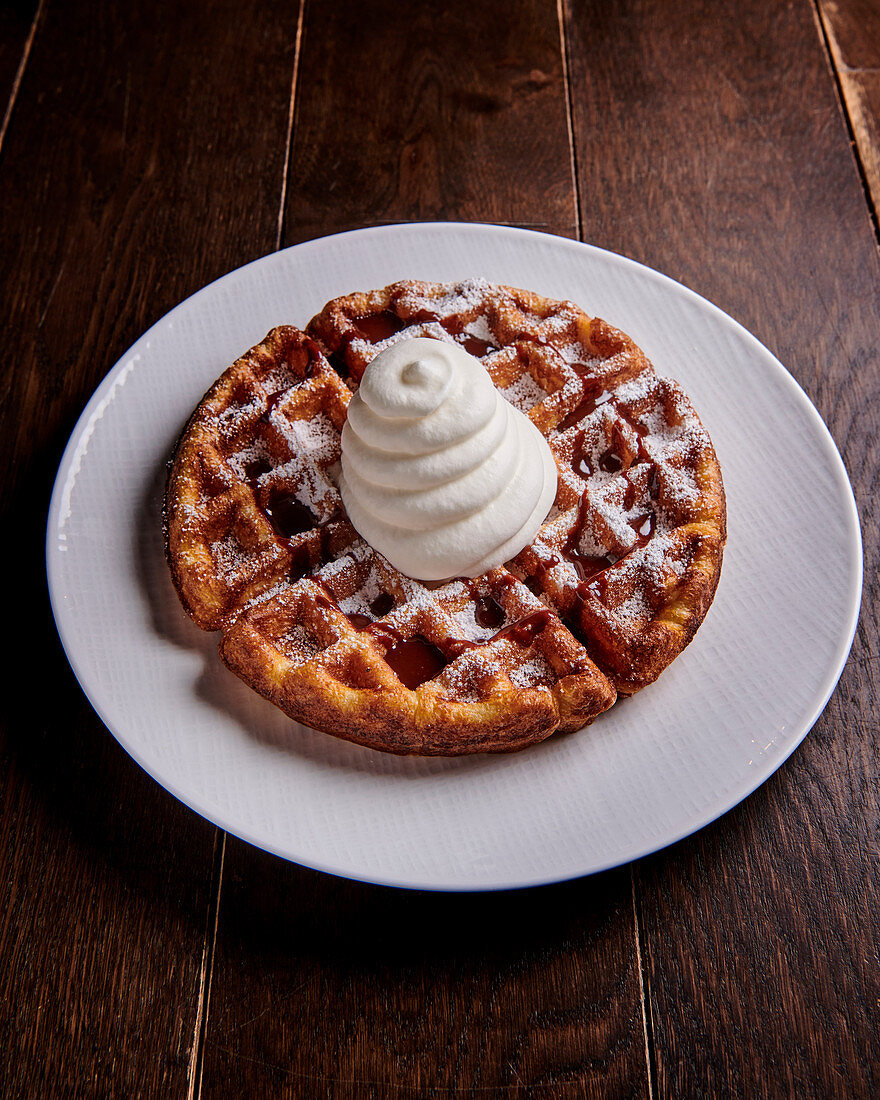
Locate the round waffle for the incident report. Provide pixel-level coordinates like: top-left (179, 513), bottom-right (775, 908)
top-left (164, 279), bottom-right (726, 755)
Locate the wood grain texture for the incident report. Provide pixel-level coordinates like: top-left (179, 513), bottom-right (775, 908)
top-left (202, 855), bottom-right (649, 1099)
top-left (819, 0), bottom-right (880, 216)
top-left (0, 0), bottom-right (301, 1094)
top-left (817, 0), bottom-right (880, 67)
top-left (828, 69), bottom-right (880, 215)
top-left (200, 2), bottom-right (648, 1096)
top-left (564, 0), bottom-right (880, 1095)
top-left (0, 0), bottom-right (39, 141)
top-left (282, 0), bottom-right (578, 245)
top-left (4, 0), bottom-right (877, 1094)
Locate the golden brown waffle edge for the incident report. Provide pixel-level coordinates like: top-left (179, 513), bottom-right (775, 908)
top-left (164, 279), bottom-right (726, 755)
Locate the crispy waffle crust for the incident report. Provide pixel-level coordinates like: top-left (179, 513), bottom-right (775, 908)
top-left (164, 279), bottom-right (726, 755)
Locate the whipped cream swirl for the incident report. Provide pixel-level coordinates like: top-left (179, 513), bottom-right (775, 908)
top-left (339, 338), bottom-right (557, 581)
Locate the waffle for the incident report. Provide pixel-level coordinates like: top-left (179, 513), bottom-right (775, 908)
top-left (165, 279), bottom-right (725, 755)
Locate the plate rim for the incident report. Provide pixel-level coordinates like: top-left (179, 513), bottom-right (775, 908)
top-left (46, 221), bottom-right (864, 891)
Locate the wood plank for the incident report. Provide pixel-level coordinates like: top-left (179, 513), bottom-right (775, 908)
top-left (201, 2), bottom-right (648, 1096)
top-left (204, 857), bottom-right (649, 1098)
top-left (282, 0), bottom-right (578, 243)
top-left (0, 0), bottom-right (302, 1094)
top-left (564, 0), bottom-right (880, 1095)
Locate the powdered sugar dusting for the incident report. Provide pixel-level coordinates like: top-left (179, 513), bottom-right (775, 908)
top-left (462, 314), bottom-right (497, 348)
top-left (211, 533), bottom-right (246, 575)
top-left (439, 647), bottom-right (496, 702)
top-left (228, 441), bottom-right (272, 481)
top-left (355, 321), bottom-right (457, 361)
top-left (266, 411), bottom-right (341, 519)
top-left (177, 280), bottom-right (724, 736)
top-left (557, 344), bottom-right (601, 370)
top-left (215, 396), bottom-right (262, 436)
top-left (397, 277), bottom-right (493, 321)
top-left (449, 604), bottom-right (502, 643)
top-left (337, 566), bottom-right (382, 618)
top-left (509, 652), bottom-right (553, 688)
top-left (501, 372), bottom-right (546, 412)
top-left (271, 410), bottom-right (338, 462)
top-left (278, 624), bottom-right (321, 664)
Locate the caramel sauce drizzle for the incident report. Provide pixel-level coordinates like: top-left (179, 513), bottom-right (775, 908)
top-left (299, 573), bottom-right (552, 690)
top-left (356, 310), bottom-right (406, 343)
top-left (557, 387), bottom-right (613, 433)
top-left (250, 326), bottom-right (666, 686)
top-left (354, 303), bottom-right (499, 359)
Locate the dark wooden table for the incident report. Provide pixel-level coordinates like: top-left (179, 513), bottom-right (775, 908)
top-left (3, 1), bottom-right (878, 1096)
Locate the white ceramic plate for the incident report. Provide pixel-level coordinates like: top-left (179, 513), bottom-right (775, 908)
top-left (47, 223), bottom-right (862, 891)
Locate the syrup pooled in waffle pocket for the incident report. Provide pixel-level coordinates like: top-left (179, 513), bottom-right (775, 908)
top-left (164, 279), bottom-right (726, 755)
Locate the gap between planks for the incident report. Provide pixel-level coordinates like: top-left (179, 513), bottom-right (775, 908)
top-left (276, 0), bottom-right (307, 249)
top-left (0, 0), bottom-right (46, 157)
top-left (557, 0), bottom-right (583, 244)
top-left (631, 866), bottom-right (658, 1100)
top-left (186, 831), bottom-right (227, 1100)
top-left (557, 1), bottom-right (656, 1092)
top-left (812, 0), bottom-right (880, 246)
top-left (187, 8), bottom-right (306, 1093)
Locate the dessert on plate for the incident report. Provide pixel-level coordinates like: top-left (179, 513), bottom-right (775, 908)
top-left (164, 279), bottom-right (726, 755)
